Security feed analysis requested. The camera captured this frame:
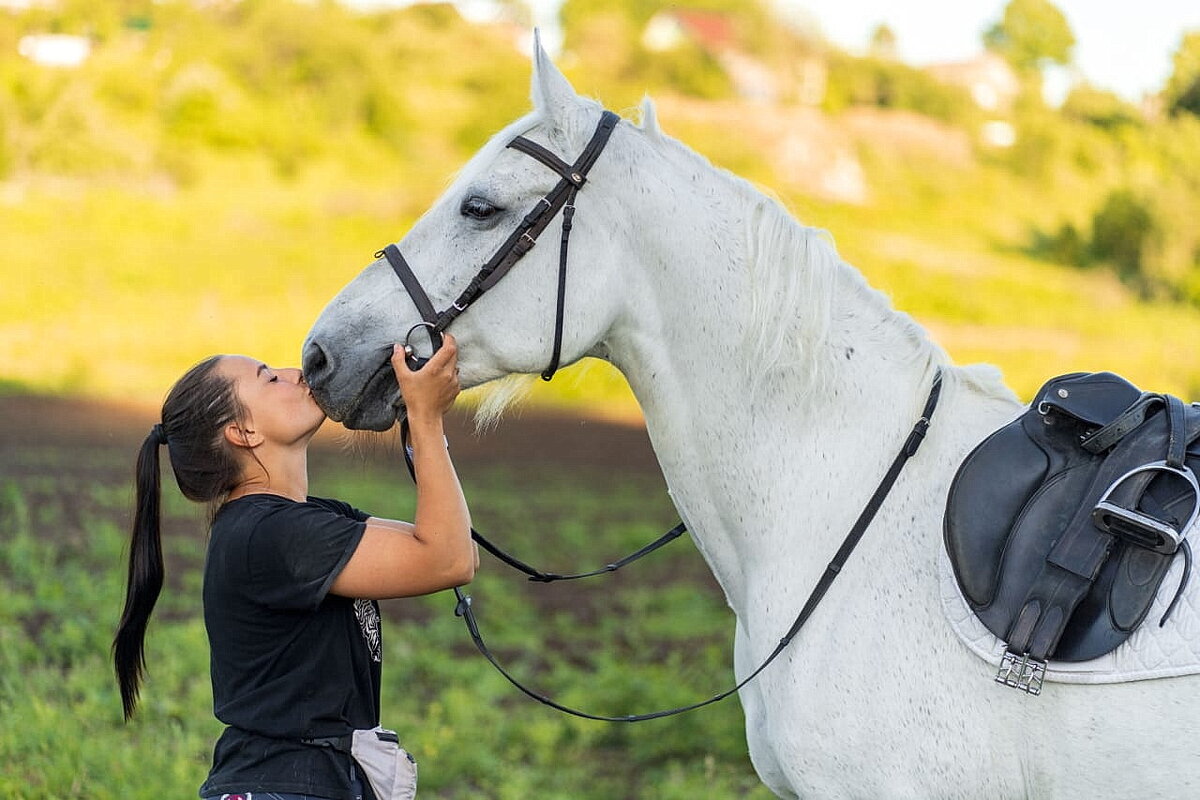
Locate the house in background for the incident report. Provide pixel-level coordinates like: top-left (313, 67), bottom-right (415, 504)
top-left (18, 34), bottom-right (91, 67)
top-left (925, 51), bottom-right (1020, 146)
top-left (642, 9), bottom-right (778, 103)
top-left (925, 51), bottom-right (1020, 113)
top-left (0, 0), bottom-right (58, 10)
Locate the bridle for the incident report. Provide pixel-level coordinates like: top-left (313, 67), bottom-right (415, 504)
top-left (379, 107), bottom-right (945, 722)
top-left (378, 109), bottom-right (621, 380)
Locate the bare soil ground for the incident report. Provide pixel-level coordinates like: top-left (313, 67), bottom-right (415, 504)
top-left (0, 392), bottom-right (663, 474)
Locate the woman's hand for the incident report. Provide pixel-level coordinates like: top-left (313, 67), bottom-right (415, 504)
top-left (332, 332), bottom-right (473, 601)
top-left (392, 333), bottom-right (460, 422)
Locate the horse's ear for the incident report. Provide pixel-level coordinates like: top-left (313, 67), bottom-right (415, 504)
top-left (639, 95), bottom-right (662, 139)
top-left (530, 28), bottom-right (578, 120)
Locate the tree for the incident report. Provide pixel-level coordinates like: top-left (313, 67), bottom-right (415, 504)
top-left (983, 0), bottom-right (1075, 74)
top-left (1164, 30), bottom-right (1200, 117)
top-left (869, 23), bottom-right (897, 60)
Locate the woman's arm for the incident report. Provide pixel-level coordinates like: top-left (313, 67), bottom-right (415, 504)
top-left (330, 335), bottom-right (475, 599)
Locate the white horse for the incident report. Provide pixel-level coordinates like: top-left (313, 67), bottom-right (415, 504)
top-left (303, 45), bottom-right (1200, 799)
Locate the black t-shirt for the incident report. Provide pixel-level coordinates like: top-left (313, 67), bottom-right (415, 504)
top-left (197, 494), bottom-right (381, 799)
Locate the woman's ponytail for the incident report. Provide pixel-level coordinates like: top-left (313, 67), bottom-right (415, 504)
top-left (112, 357), bottom-right (246, 719)
top-left (113, 427), bottom-right (167, 720)
top-left (112, 356), bottom-right (244, 719)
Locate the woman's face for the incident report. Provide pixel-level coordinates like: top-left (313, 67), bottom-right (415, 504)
top-left (218, 355), bottom-right (326, 446)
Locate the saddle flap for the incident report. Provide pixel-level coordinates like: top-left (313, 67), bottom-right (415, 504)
top-left (944, 418), bottom-right (1051, 608)
top-left (944, 371), bottom-right (1194, 666)
top-left (1034, 372), bottom-right (1143, 427)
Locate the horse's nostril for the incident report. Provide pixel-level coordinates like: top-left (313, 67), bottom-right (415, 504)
top-left (302, 339), bottom-right (332, 388)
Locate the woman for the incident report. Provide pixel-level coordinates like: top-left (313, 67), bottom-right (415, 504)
top-left (113, 335), bottom-right (475, 800)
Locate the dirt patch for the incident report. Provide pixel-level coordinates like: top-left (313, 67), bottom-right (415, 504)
top-left (0, 392), bottom-right (664, 475)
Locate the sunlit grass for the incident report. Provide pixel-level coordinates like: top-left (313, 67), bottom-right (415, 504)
top-left (5, 97), bottom-right (1200, 416)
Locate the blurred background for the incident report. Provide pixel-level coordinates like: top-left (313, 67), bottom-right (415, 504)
top-left (2, 0), bottom-right (1200, 797)
top-left (2, 0), bottom-right (1199, 413)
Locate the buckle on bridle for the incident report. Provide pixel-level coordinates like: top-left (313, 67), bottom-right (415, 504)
top-left (402, 321), bottom-right (442, 370)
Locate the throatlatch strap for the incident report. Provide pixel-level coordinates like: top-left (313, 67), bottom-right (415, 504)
top-left (541, 188), bottom-right (577, 381)
top-left (451, 369), bottom-right (944, 722)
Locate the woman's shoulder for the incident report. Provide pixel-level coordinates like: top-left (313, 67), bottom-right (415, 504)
top-left (212, 494), bottom-right (368, 541)
top-left (216, 494), bottom-right (357, 519)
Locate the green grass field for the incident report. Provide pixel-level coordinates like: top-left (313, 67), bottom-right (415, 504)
top-left (0, 407), bottom-right (773, 799)
top-left (4, 4), bottom-right (1199, 795)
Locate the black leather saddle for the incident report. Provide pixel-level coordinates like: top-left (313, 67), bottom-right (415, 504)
top-left (944, 372), bottom-right (1198, 693)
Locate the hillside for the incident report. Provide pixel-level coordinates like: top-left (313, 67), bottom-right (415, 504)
top-left (3, 0), bottom-right (1200, 417)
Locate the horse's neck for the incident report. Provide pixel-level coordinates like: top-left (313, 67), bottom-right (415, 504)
top-left (604, 184), bottom-right (1012, 612)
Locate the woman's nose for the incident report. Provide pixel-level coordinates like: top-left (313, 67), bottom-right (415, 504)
top-left (282, 367), bottom-right (304, 384)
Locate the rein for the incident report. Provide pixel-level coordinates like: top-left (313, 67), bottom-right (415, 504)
top-left (398, 370), bottom-right (943, 722)
top-left (377, 105), bottom-right (946, 720)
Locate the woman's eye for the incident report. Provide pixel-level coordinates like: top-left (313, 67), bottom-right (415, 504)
top-left (461, 196), bottom-right (499, 220)
top-left (269, 375), bottom-right (278, 383)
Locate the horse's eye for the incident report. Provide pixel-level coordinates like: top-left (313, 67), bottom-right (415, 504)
top-left (461, 196), bottom-right (500, 220)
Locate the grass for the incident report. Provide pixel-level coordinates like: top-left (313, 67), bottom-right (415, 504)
top-left (6, 98), bottom-right (1200, 422)
top-left (0, 433), bottom-right (774, 799)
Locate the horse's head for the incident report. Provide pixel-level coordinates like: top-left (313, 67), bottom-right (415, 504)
top-left (303, 39), bottom-right (643, 430)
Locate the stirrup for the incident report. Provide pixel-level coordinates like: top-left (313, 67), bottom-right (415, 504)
top-left (995, 650), bottom-right (1046, 695)
top-left (1091, 461), bottom-right (1199, 555)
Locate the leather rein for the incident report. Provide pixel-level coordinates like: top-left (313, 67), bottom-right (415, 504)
top-left (380, 107), bottom-right (946, 721)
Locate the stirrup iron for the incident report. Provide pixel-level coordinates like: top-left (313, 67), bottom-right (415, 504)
top-left (1092, 461), bottom-right (1199, 555)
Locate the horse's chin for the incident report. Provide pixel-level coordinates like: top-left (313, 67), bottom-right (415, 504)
top-left (340, 400), bottom-right (399, 432)
top-left (316, 360), bottom-right (400, 432)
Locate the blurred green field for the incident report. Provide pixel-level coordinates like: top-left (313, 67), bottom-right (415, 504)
top-left (5, 106), bottom-right (1200, 417)
top-left (3, 1), bottom-right (1200, 797)
top-left (2, 1), bottom-right (1199, 415)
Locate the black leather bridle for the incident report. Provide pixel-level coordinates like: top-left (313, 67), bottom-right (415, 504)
top-left (379, 109), bottom-right (621, 381)
top-left (380, 107), bottom-right (946, 723)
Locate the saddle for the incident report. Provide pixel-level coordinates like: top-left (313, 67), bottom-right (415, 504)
top-left (944, 372), bottom-right (1199, 694)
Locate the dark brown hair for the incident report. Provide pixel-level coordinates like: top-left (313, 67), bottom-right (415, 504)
top-left (113, 355), bottom-right (248, 720)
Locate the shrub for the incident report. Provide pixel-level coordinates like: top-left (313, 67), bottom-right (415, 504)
top-left (1089, 188), bottom-right (1160, 283)
top-left (1062, 85), bottom-right (1142, 131)
top-left (823, 53), bottom-right (977, 126)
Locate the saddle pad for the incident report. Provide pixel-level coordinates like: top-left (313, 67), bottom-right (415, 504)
top-left (939, 537), bottom-right (1200, 683)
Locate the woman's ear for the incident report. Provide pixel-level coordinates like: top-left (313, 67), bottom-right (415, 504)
top-left (224, 422), bottom-right (263, 449)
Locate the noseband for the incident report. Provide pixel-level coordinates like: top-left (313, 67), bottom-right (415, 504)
top-left (379, 109), bottom-right (620, 380)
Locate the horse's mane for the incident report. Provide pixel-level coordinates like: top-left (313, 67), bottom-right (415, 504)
top-left (638, 114), bottom-right (945, 404)
top-left (469, 100), bottom-right (950, 428)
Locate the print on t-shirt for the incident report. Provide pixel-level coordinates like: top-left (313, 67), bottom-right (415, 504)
top-left (354, 598), bottom-right (382, 663)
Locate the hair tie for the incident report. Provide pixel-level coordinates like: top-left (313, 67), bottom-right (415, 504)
top-left (151, 423), bottom-right (167, 446)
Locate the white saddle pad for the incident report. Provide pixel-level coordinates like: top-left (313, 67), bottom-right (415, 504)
top-left (939, 541), bottom-right (1200, 683)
